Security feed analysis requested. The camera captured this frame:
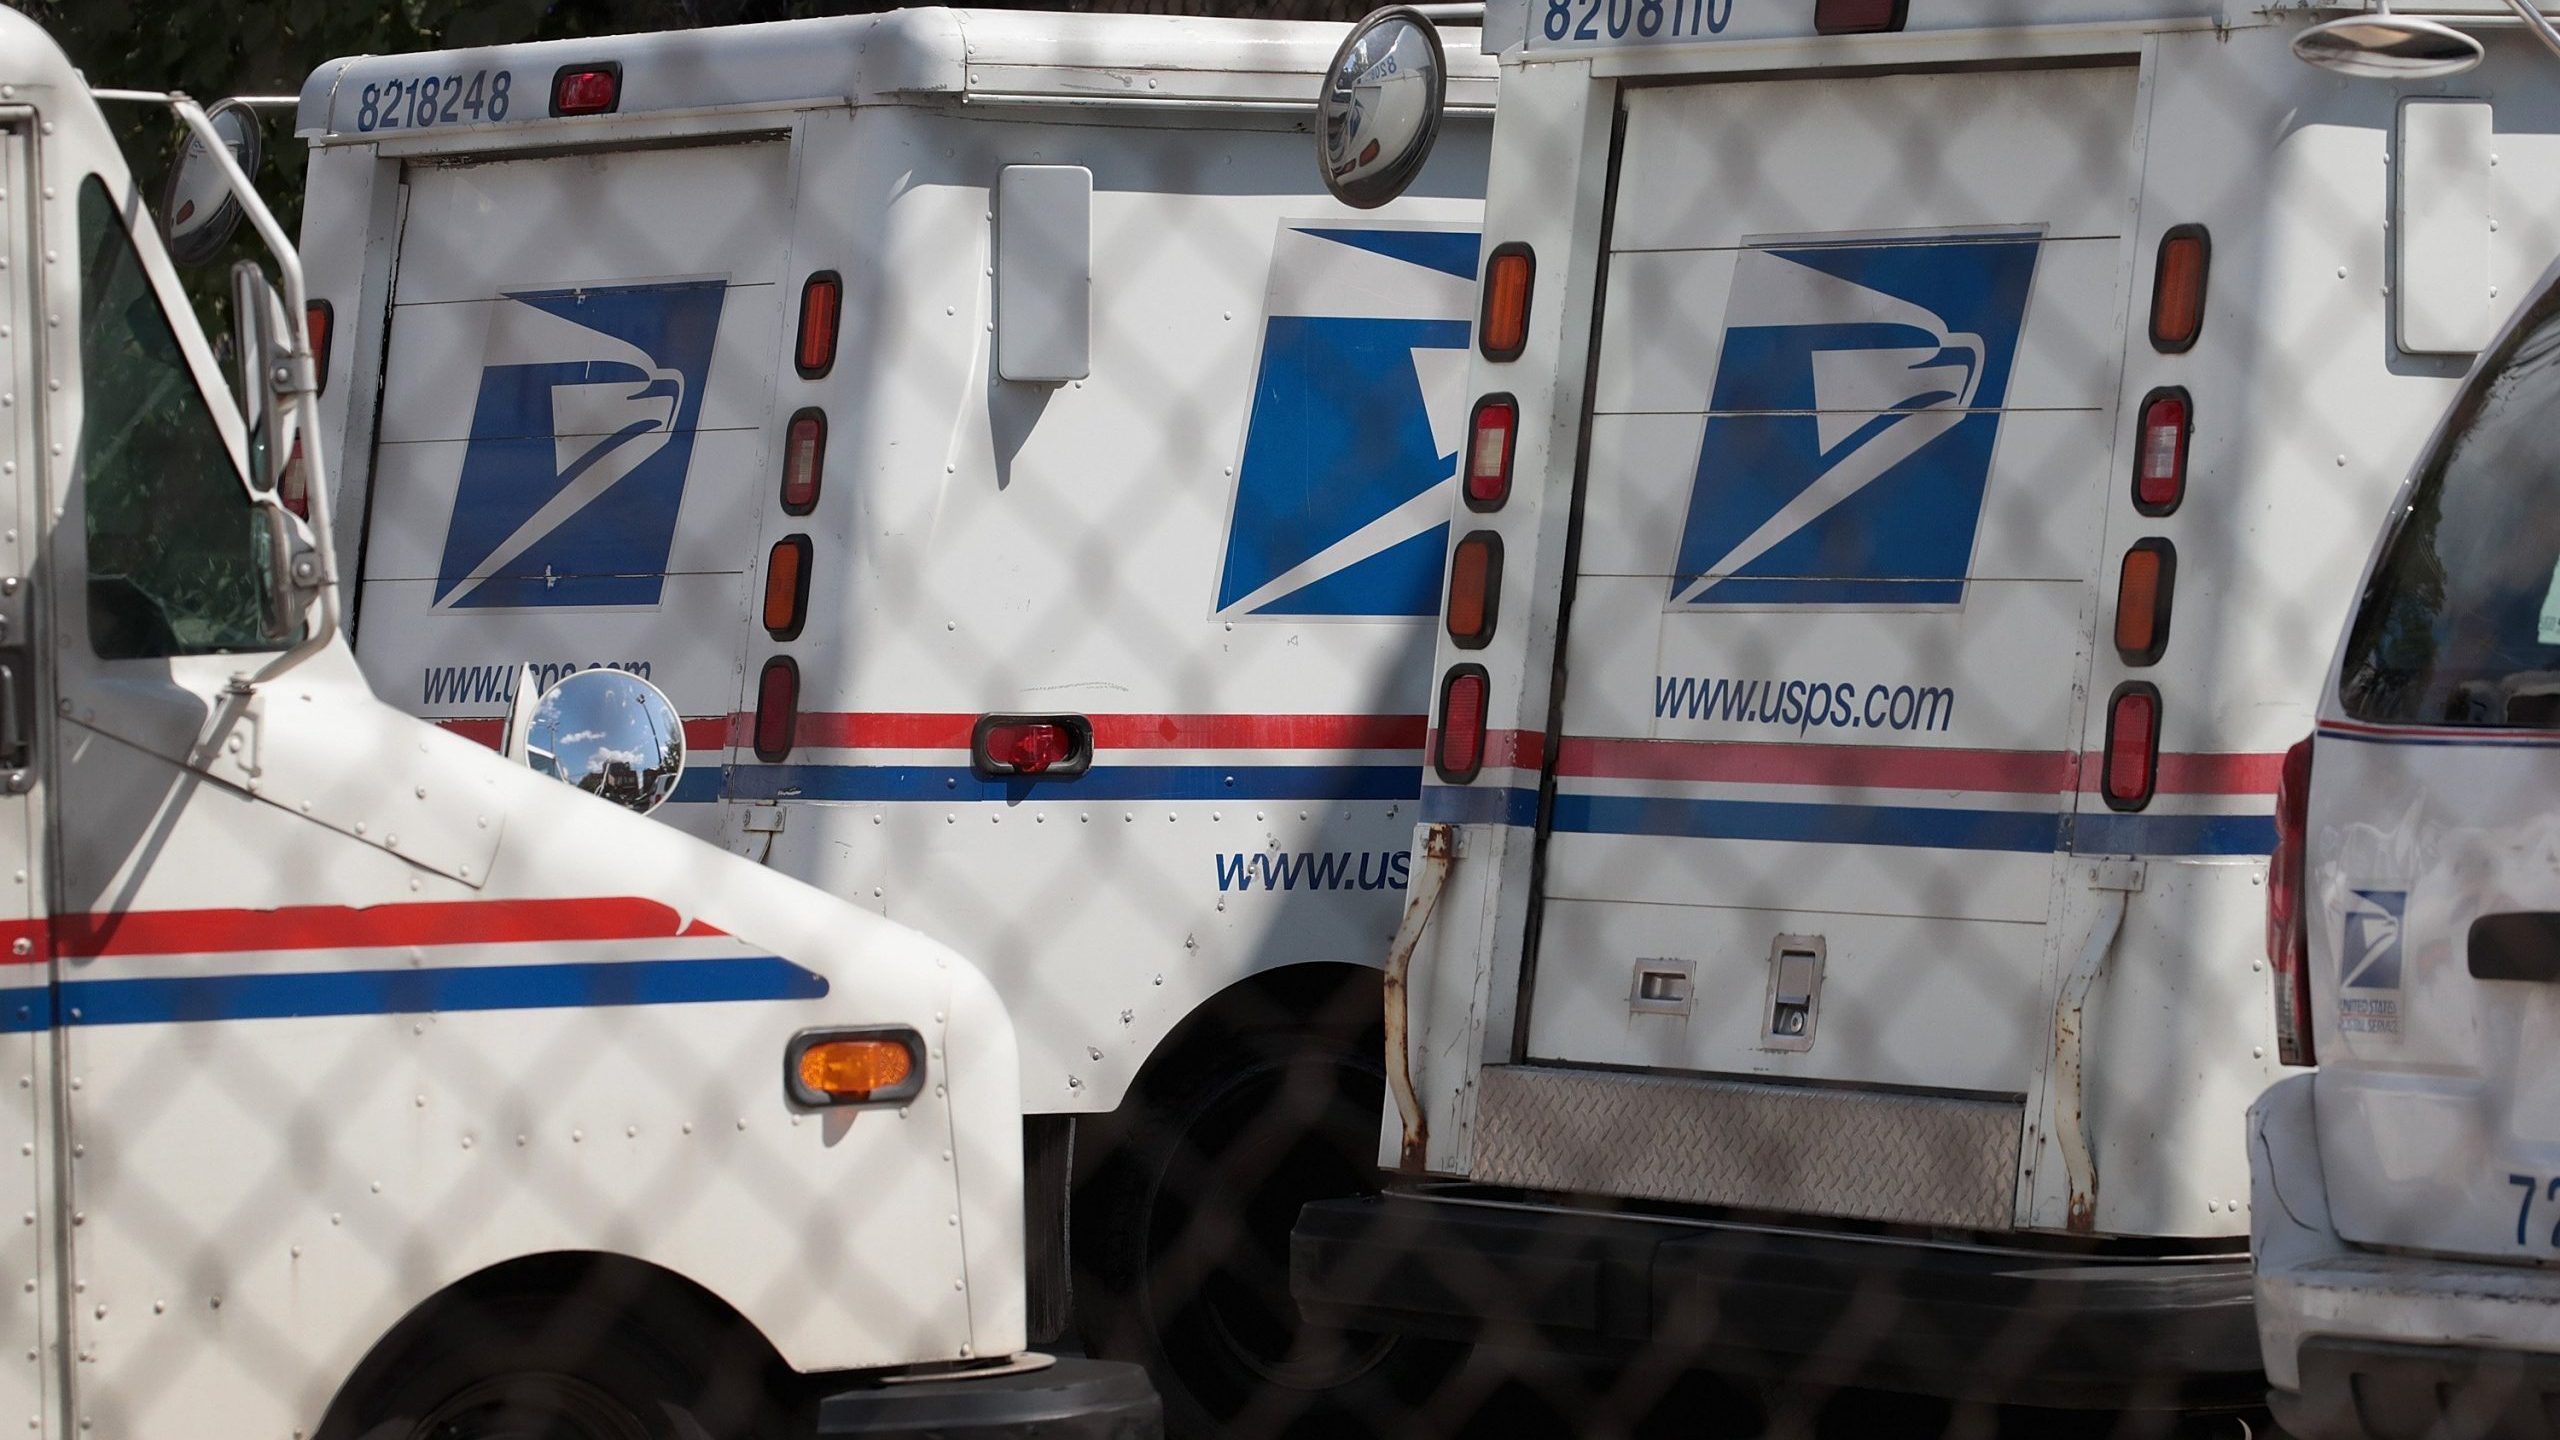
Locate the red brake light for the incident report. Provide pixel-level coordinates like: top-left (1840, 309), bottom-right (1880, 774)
top-left (987, 723), bottom-right (1070, 774)
top-left (753, 657), bottom-right (799, 762)
top-left (971, 714), bottom-right (1092, 779)
top-left (2269, 736), bottom-right (2317, 1066)
top-left (2150, 225), bottom-right (2210, 353)
top-left (1466, 396), bottom-right (1517, 509)
top-left (1480, 244), bottom-right (1535, 363)
top-left (1436, 667), bottom-right (1489, 783)
top-left (549, 64), bottom-right (622, 118)
top-left (2102, 684), bottom-right (2159, 810)
top-left (1815, 0), bottom-right (1907, 33)
top-left (2134, 388), bottom-right (2189, 515)
top-left (305, 301), bottom-right (333, 397)
top-left (1446, 532), bottom-right (1502, 649)
top-left (781, 408), bottom-right (825, 514)
top-left (796, 272), bottom-right (841, 379)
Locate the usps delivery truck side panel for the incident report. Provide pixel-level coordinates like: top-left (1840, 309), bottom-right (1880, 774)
top-left (0, 116), bottom-right (52, 1440)
top-left (352, 136), bottom-right (792, 800)
top-left (734, 100), bottom-right (1485, 1111)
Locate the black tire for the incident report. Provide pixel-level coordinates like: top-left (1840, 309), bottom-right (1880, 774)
top-left (326, 1288), bottom-right (786, 1440)
top-left (1073, 994), bottom-right (1466, 1440)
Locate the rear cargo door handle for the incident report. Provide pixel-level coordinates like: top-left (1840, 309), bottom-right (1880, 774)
top-left (0, 649), bottom-right (32, 791)
top-left (2468, 912), bottom-right (2560, 982)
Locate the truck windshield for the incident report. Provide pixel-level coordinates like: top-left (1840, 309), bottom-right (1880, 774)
top-left (75, 177), bottom-right (277, 659)
top-left (2340, 286), bottom-right (2560, 727)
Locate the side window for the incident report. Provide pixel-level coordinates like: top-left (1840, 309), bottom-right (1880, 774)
top-left (74, 177), bottom-right (276, 659)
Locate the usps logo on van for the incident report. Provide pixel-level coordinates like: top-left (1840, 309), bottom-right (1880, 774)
top-left (1215, 223), bottom-right (1479, 619)
top-left (2339, 888), bottom-right (2406, 1037)
top-left (1669, 231), bottom-right (2043, 609)
top-left (434, 279), bottom-right (726, 609)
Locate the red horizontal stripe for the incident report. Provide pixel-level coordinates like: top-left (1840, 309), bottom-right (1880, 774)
top-left (435, 716), bottom-right (734, 753)
top-left (1555, 737), bottom-right (2283, 797)
top-left (48, 897), bottom-right (723, 961)
top-left (765, 712), bottom-right (1427, 752)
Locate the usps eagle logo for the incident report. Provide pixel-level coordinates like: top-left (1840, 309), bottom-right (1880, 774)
top-left (1214, 223), bottom-right (1479, 619)
top-left (1669, 232), bottom-right (2043, 609)
top-left (434, 279), bottom-right (726, 609)
top-left (2341, 889), bottom-right (2407, 992)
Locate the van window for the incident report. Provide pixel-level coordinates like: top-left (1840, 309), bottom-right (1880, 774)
top-left (2341, 294), bottom-right (2560, 727)
top-left (74, 177), bottom-right (276, 659)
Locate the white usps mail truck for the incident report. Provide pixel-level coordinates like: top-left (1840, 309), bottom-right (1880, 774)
top-left (1290, 0), bottom-right (2560, 1410)
top-left (0, 9), bottom-right (1160, 1439)
top-left (292, 11), bottom-right (1489, 1432)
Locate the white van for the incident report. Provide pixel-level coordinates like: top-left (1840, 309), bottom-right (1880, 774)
top-left (1291, 0), bottom-right (2560, 1411)
top-left (0, 7), bottom-right (1158, 1439)
top-left (2252, 146), bottom-right (2560, 1440)
top-left (291, 12), bottom-right (1489, 1431)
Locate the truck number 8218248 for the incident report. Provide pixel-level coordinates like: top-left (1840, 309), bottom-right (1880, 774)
top-left (1543, 0), bottom-right (1731, 42)
top-left (353, 70), bottom-right (513, 133)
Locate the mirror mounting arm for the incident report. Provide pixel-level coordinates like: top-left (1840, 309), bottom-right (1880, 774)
top-left (2495, 0), bottom-right (2560, 63)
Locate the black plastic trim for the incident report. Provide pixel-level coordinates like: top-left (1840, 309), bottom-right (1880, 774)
top-left (795, 271), bottom-right (842, 380)
top-left (2469, 912), bottom-right (2560, 982)
top-left (816, 1356), bottom-right (1160, 1438)
top-left (2149, 224), bottom-right (2210, 354)
top-left (1463, 394), bottom-right (1519, 511)
top-left (783, 1027), bottom-right (926, 1109)
top-left (2130, 385), bottom-right (2191, 517)
top-left (970, 712), bottom-right (1096, 781)
top-left (547, 60), bottom-right (624, 118)
top-left (2114, 539), bottom-right (2176, 668)
top-left (2101, 681), bottom-right (2162, 812)
top-left (1434, 664), bottom-right (1491, 785)
top-left (1448, 532), bottom-right (1504, 651)
top-left (753, 655), bottom-right (799, 762)
top-left (1480, 243), bottom-right (1536, 363)
top-left (781, 407), bottom-right (826, 515)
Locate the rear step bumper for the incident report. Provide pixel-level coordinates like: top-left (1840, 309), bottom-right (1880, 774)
top-left (815, 1356), bottom-right (1160, 1439)
top-left (1292, 1193), bottom-right (2260, 1410)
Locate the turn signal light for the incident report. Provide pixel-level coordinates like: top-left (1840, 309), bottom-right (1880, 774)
top-left (1447, 532), bottom-right (1502, 649)
top-left (2113, 540), bottom-right (2175, 667)
top-left (798, 1038), bottom-right (913, 1097)
top-left (2102, 683), bottom-right (2159, 811)
top-left (1436, 666), bottom-right (1489, 783)
top-left (753, 657), bottom-right (799, 762)
top-left (781, 408), bottom-right (825, 514)
top-left (796, 272), bottom-right (842, 379)
top-left (763, 536), bottom-right (811, 641)
top-left (1466, 395), bottom-right (1517, 509)
top-left (549, 64), bottom-right (622, 118)
top-left (305, 301), bottom-right (333, 396)
top-left (2268, 737), bottom-right (2316, 1067)
top-left (2133, 388), bottom-right (2189, 515)
top-left (1480, 244), bottom-right (1535, 362)
top-left (2150, 225), bottom-right (2209, 353)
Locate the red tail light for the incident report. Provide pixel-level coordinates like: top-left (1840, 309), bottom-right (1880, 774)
top-left (2150, 225), bottom-right (2210, 353)
top-left (549, 64), bottom-right (622, 117)
top-left (971, 714), bottom-right (1092, 779)
top-left (281, 434), bottom-right (308, 519)
top-left (2102, 683), bottom-right (2159, 810)
top-left (2269, 736), bottom-right (2317, 1066)
top-left (1446, 532), bottom-right (1502, 649)
top-left (1480, 244), bottom-right (1535, 362)
top-left (1436, 666), bottom-right (1489, 783)
top-left (1815, 0), bottom-right (1907, 33)
top-left (753, 658), bottom-right (799, 762)
top-left (2134, 388), bottom-right (2189, 515)
top-left (796, 272), bottom-right (842, 379)
top-left (781, 408), bottom-right (825, 514)
top-left (305, 301), bottom-right (333, 397)
top-left (1466, 395), bottom-right (1518, 509)
top-left (989, 723), bottom-right (1069, 774)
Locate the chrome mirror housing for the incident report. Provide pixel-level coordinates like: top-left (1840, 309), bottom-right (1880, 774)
top-left (522, 669), bottom-right (687, 815)
top-left (1320, 8), bottom-right (1448, 210)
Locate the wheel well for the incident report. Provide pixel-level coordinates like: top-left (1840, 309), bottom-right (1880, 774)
top-left (314, 1251), bottom-right (788, 1440)
top-left (1129, 961), bottom-right (1381, 1111)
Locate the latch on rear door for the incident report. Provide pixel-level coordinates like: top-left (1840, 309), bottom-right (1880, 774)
top-left (1760, 935), bottom-right (1826, 1052)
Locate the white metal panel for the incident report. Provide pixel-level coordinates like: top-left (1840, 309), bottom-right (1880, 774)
top-left (2397, 98), bottom-right (2496, 355)
top-left (387, 141), bottom-right (792, 304)
top-left (1608, 67), bottom-right (2140, 254)
top-left (353, 572), bottom-right (750, 724)
top-left (995, 165), bottom-right (1092, 383)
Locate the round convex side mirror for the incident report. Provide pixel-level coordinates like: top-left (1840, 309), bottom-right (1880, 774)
top-left (2290, 13), bottom-right (2483, 79)
top-left (523, 669), bottom-right (686, 816)
top-left (1319, 8), bottom-right (1448, 210)
top-left (162, 98), bottom-right (262, 269)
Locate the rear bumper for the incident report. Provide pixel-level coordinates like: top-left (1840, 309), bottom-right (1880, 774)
top-left (814, 1356), bottom-right (1160, 1439)
top-left (2253, 1074), bottom-right (2560, 1440)
top-left (1292, 1192), bottom-right (2259, 1409)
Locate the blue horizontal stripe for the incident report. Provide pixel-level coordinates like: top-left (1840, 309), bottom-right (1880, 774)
top-left (1422, 784), bottom-right (1539, 826)
top-left (1554, 793), bottom-right (2065, 852)
top-left (0, 957), bottom-right (824, 1030)
top-left (2072, 811), bottom-right (2275, 857)
top-left (725, 763), bottom-right (1421, 804)
top-left (670, 766), bottom-right (724, 804)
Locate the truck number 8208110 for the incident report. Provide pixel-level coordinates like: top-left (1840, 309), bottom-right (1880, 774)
top-left (1543, 0), bottom-right (1731, 43)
